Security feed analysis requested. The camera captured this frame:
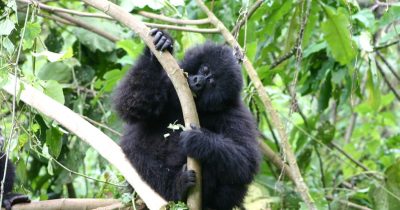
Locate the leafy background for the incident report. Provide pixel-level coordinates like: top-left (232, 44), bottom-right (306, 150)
top-left (0, 0), bottom-right (399, 209)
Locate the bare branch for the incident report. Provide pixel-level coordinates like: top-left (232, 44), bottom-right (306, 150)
top-left (270, 47), bottom-right (296, 69)
top-left (144, 22), bottom-right (219, 33)
top-left (80, 0), bottom-right (202, 209)
top-left (138, 11), bottom-right (210, 25)
top-left (231, 0), bottom-right (263, 36)
top-left (11, 198), bottom-right (123, 210)
top-left (374, 39), bottom-right (400, 50)
top-left (326, 196), bottom-right (372, 210)
top-left (194, 1), bottom-right (316, 209)
top-left (54, 12), bottom-right (120, 42)
top-left (17, 0), bottom-right (113, 19)
top-left (376, 51), bottom-right (400, 81)
top-left (375, 60), bottom-right (400, 101)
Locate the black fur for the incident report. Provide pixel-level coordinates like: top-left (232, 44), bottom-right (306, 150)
top-left (114, 30), bottom-right (260, 210)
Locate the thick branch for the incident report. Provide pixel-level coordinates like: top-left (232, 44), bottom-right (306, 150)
top-left (195, 1), bottom-right (316, 209)
top-left (2, 74), bottom-right (167, 209)
top-left (231, 0), bottom-right (263, 36)
top-left (11, 198), bottom-right (122, 210)
top-left (80, 0), bottom-right (202, 209)
top-left (138, 11), bottom-right (210, 25)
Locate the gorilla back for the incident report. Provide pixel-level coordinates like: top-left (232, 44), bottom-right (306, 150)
top-left (114, 30), bottom-right (260, 210)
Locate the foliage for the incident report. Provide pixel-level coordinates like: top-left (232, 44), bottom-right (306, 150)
top-left (0, 0), bottom-right (399, 209)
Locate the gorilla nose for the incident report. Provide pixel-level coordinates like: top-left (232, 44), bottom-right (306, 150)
top-left (189, 75), bottom-right (205, 92)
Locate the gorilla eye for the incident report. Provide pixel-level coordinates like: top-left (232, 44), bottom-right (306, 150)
top-left (202, 66), bottom-right (209, 74)
top-left (208, 78), bottom-right (215, 87)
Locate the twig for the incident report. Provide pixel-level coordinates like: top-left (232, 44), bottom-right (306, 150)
top-left (17, 0), bottom-right (113, 19)
top-left (53, 12), bottom-right (120, 42)
top-left (329, 143), bottom-right (371, 173)
top-left (326, 196), bottom-right (372, 210)
top-left (376, 51), bottom-right (400, 81)
top-left (81, 115), bottom-right (122, 137)
top-left (18, 0), bottom-right (120, 42)
top-left (144, 22), bottom-right (219, 33)
top-left (231, 0), bottom-right (263, 36)
top-left (375, 60), bottom-right (400, 101)
top-left (374, 39), bottom-right (399, 50)
top-left (289, 0), bottom-right (312, 115)
top-left (194, 1), bottom-right (316, 209)
top-left (269, 47), bottom-right (296, 69)
top-left (81, 1), bottom-right (202, 209)
top-left (18, 0), bottom-right (217, 34)
top-left (38, 13), bottom-right (76, 25)
top-left (138, 11), bottom-right (210, 25)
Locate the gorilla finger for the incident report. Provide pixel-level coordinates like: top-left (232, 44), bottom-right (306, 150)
top-left (190, 123), bottom-right (199, 130)
top-left (153, 31), bottom-right (163, 44)
top-left (160, 39), bottom-right (172, 51)
top-left (149, 28), bottom-right (159, 36)
top-left (156, 37), bottom-right (167, 50)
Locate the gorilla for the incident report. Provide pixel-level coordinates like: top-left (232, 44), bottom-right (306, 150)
top-left (114, 29), bottom-right (260, 210)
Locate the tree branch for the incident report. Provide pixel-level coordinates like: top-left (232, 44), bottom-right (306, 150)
top-left (11, 198), bottom-right (123, 210)
top-left (80, 0), bottom-right (202, 209)
top-left (144, 22), bottom-right (219, 33)
top-left (375, 60), bottom-right (400, 101)
top-left (19, 0), bottom-right (217, 34)
top-left (194, 1), bottom-right (316, 209)
top-left (138, 11), bottom-right (210, 25)
top-left (325, 196), bottom-right (372, 210)
top-left (269, 47), bottom-right (296, 69)
top-left (374, 39), bottom-right (399, 50)
top-left (17, 0), bottom-right (113, 19)
top-left (231, 0), bottom-right (263, 36)
top-left (2, 74), bottom-right (167, 209)
top-left (376, 51), bottom-right (400, 81)
top-left (54, 12), bottom-right (120, 42)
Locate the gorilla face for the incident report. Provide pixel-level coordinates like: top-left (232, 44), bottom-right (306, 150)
top-left (181, 42), bottom-right (243, 112)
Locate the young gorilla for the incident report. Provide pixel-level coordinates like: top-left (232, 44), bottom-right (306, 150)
top-left (114, 29), bottom-right (260, 210)
top-left (0, 128), bottom-right (30, 210)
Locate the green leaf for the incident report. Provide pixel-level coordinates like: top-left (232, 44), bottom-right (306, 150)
top-left (352, 9), bottom-right (376, 31)
top-left (116, 39), bottom-right (144, 58)
top-left (303, 42), bottom-right (327, 58)
top-left (23, 22), bottom-right (41, 50)
top-left (37, 62), bottom-right (72, 83)
top-left (321, 5), bottom-right (356, 65)
top-left (3, 37), bottom-right (15, 55)
top-left (379, 5), bottom-right (400, 26)
top-left (46, 127), bottom-right (62, 159)
top-left (0, 19), bottom-right (15, 35)
top-left (43, 80), bottom-right (65, 104)
top-left (264, 0), bottom-right (294, 35)
top-left (318, 72), bottom-right (332, 111)
top-left (366, 67), bottom-right (381, 111)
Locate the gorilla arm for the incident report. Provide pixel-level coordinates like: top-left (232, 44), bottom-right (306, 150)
top-left (114, 30), bottom-right (174, 123)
